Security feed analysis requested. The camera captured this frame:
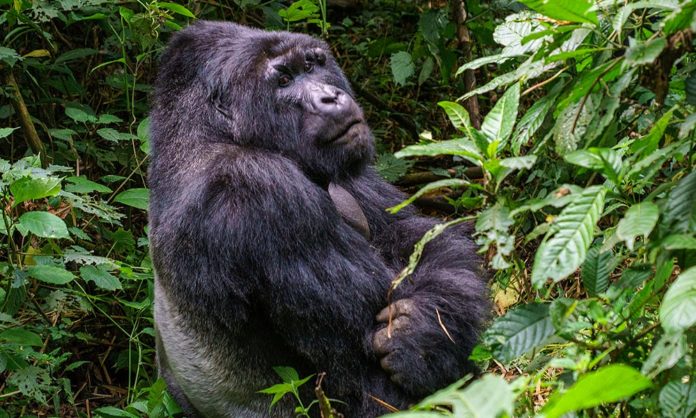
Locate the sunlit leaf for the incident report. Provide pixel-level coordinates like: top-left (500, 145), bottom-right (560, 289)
top-left (18, 211), bottom-right (70, 239)
top-left (543, 365), bottom-right (652, 418)
top-left (660, 266), bottom-right (696, 332)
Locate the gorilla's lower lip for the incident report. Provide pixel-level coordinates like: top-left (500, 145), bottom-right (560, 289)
top-left (327, 120), bottom-right (363, 144)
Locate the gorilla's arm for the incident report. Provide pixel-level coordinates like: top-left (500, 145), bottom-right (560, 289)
top-left (199, 148), bottom-right (394, 387)
top-left (341, 169), bottom-right (489, 396)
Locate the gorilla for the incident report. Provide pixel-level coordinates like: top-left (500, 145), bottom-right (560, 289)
top-left (149, 21), bottom-right (488, 418)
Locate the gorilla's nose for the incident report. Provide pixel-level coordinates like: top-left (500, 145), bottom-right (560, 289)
top-left (311, 84), bottom-right (349, 116)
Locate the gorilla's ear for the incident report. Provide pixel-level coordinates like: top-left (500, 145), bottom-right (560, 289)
top-left (210, 88), bottom-right (234, 121)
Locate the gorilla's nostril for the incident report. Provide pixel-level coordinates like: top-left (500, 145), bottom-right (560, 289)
top-left (321, 96), bottom-right (337, 104)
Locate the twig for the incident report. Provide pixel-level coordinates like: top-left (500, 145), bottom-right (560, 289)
top-left (522, 66), bottom-right (568, 96)
top-left (435, 308), bottom-right (455, 343)
top-left (451, 0), bottom-right (481, 129)
top-left (3, 68), bottom-right (47, 166)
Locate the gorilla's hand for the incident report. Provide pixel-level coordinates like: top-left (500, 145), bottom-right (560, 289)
top-left (372, 296), bottom-right (477, 397)
top-left (372, 299), bottom-right (428, 393)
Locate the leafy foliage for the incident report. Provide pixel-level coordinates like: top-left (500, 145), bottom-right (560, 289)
top-left (0, 0), bottom-right (694, 417)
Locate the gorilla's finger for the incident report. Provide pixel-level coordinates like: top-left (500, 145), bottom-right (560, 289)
top-left (376, 298), bottom-right (416, 322)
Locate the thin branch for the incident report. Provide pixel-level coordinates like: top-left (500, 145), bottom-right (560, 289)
top-left (3, 68), bottom-right (47, 166)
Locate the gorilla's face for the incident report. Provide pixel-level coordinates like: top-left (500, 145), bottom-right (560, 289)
top-left (259, 40), bottom-right (374, 181)
top-left (157, 22), bottom-right (375, 182)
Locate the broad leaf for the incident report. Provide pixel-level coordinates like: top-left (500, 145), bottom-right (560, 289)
top-left (542, 365), bottom-right (652, 418)
top-left (659, 379), bottom-right (696, 418)
top-left (0, 328), bottom-right (43, 346)
top-left (0, 127), bottom-right (18, 139)
top-left (483, 303), bottom-right (554, 363)
top-left (581, 246), bottom-right (615, 296)
top-left (395, 138), bottom-right (482, 165)
top-left (518, 0), bottom-right (598, 24)
top-left (661, 170), bottom-right (696, 234)
top-left (625, 37), bottom-right (668, 66)
top-left (65, 176), bottom-right (112, 194)
top-left (10, 176), bottom-right (62, 205)
top-left (114, 188), bottom-right (149, 210)
top-left (391, 51), bottom-right (415, 87)
top-left (616, 202), bottom-right (659, 250)
top-left (532, 186), bottom-right (607, 287)
top-left (18, 211), bottom-right (70, 239)
top-left (660, 266), bottom-right (696, 332)
top-left (481, 82), bottom-right (520, 147)
top-left (641, 331), bottom-right (687, 378)
top-left (26, 265), bottom-right (75, 285)
top-left (437, 101), bottom-right (471, 133)
top-left (80, 265), bottom-right (122, 291)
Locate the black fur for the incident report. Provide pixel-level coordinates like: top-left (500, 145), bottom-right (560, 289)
top-left (149, 21), bottom-right (489, 418)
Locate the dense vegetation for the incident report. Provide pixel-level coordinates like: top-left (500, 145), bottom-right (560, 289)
top-left (0, 1), bottom-right (694, 417)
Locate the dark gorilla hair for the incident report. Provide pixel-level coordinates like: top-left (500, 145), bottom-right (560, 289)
top-left (149, 21), bottom-right (489, 418)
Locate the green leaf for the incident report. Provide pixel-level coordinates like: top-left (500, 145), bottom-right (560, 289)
top-left (483, 303), bottom-right (554, 363)
top-left (273, 366), bottom-right (299, 383)
top-left (80, 265), bottom-right (122, 291)
top-left (499, 155), bottom-right (537, 170)
top-left (10, 176), bottom-right (62, 205)
top-left (96, 128), bottom-right (137, 142)
top-left (481, 82), bottom-right (520, 147)
top-left (543, 365), bottom-right (651, 418)
top-left (0, 127), bottom-right (18, 139)
top-left (625, 37), bottom-right (668, 66)
top-left (0, 46), bottom-right (22, 67)
top-left (630, 109), bottom-right (673, 157)
top-left (437, 101), bottom-right (471, 133)
top-left (581, 246), bottom-right (615, 296)
top-left (137, 117), bottom-right (151, 154)
top-left (616, 202), bottom-right (659, 250)
top-left (454, 374), bottom-right (515, 417)
top-left (661, 234), bottom-right (696, 250)
top-left (0, 328), bottom-right (43, 346)
top-left (114, 188), bottom-right (149, 210)
top-left (65, 106), bottom-right (97, 124)
top-left (641, 331), bottom-right (687, 378)
top-left (390, 51), bottom-right (415, 87)
top-left (660, 266), bottom-right (696, 332)
top-left (532, 186), bottom-right (606, 287)
top-left (661, 170), bottom-right (696, 234)
top-left (158, 2), bottom-right (195, 18)
top-left (511, 90), bottom-right (558, 155)
top-left (663, 1), bottom-right (696, 35)
top-left (26, 265), bottom-right (75, 285)
top-left (395, 138), bottom-right (482, 165)
top-left (687, 72), bottom-right (696, 106)
top-left (518, 0), bottom-right (598, 24)
top-left (564, 148), bottom-right (622, 183)
top-left (18, 211), bottom-right (70, 239)
top-left (64, 176), bottom-right (112, 194)
top-left (92, 406), bottom-right (139, 418)
top-left (388, 179), bottom-right (469, 214)
top-left (659, 379), bottom-right (696, 418)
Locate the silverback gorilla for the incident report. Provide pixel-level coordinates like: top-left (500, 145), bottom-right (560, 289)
top-left (149, 21), bottom-right (489, 418)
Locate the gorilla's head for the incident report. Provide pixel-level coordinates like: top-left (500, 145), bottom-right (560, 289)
top-left (153, 21), bottom-right (374, 182)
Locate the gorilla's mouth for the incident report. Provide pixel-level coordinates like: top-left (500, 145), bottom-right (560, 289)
top-left (328, 119), bottom-right (364, 144)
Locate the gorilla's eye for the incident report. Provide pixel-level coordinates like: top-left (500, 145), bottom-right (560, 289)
top-left (304, 62), bottom-right (314, 73)
top-left (278, 74), bottom-right (293, 87)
